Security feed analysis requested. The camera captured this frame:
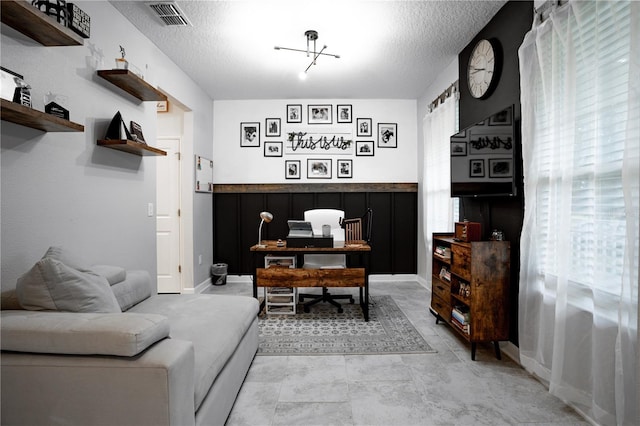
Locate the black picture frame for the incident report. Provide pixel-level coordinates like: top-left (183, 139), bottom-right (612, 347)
top-left (307, 158), bottom-right (332, 179)
top-left (356, 118), bottom-right (372, 137)
top-left (489, 158), bottom-right (513, 177)
top-left (240, 122), bottom-right (260, 147)
top-left (308, 105), bottom-right (332, 124)
top-left (336, 104), bottom-right (352, 123)
top-left (378, 123), bottom-right (397, 148)
top-left (265, 118), bottom-right (281, 137)
top-left (264, 141), bottom-right (282, 157)
top-left (337, 159), bottom-right (353, 178)
top-left (451, 142), bottom-right (467, 156)
top-left (356, 141), bottom-right (375, 157)
top-left (285, 160), bottom-right (301, 179)
top-left (469, 159), bottom-right (485, 177)
top-left (286, 104), bottom-right (302, 123)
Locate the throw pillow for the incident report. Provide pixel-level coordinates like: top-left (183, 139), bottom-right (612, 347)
top-left (44, 246), bottom-right (92, 272)
top-left (17, 257), bottom-right (121, 313)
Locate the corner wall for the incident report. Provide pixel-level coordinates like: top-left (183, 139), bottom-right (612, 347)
top-left (1, 1), bottom-right (213, 290)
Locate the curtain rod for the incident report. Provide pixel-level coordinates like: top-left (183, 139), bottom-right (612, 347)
top-left (534, 0), bottom-right (567, 21)
top-left (429, 81), bottom-right (458, 113)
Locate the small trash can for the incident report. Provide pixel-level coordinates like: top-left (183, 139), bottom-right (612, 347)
top-left (211, 263), bottom-right (228, 286)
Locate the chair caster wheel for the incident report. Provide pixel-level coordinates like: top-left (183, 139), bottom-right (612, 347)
top-left (349, 298), bottom-right (355, 304)
top-left (304, 307), bottom-right (310, 313)
top-left (338, 308), bottom-right (343, 313)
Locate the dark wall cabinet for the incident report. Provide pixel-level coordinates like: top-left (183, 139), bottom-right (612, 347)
top-left (213, 183), bottom-right (418, 275)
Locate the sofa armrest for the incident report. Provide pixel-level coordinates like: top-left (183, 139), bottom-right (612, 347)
top-left (1, 310), bottom-right (169, 357)
top-left (1, 339), bottom-right (196, 426)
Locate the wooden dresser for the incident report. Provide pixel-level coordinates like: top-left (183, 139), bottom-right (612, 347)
top-left (430, 233), bottom-right (510, 360)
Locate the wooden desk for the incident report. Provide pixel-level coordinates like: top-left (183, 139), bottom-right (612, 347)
top-left (250, 240), bottom-right (372, 321)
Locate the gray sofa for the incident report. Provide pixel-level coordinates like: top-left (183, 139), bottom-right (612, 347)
top-left (1, 247), bottom-right (259, 426)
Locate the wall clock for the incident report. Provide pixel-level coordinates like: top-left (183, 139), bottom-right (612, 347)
top-left (467, 38), bottom-right (500, 99)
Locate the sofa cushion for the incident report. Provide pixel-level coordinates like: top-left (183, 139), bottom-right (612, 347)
top-left (111, 270), bottom-right (153, 311)
top-left (44, 246), bottom-right (93, 272)
top-left (90, 264), bottom-right (127, 285)
top-left (128, 294), bottom-right (259, 411)
top-left (0, 310), bottom-right (170, 356)
top-left (16, 257), bottom-right (121, 313)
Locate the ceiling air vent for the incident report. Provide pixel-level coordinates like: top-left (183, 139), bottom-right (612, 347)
top-left (147, 2), bottom-right (192, 26)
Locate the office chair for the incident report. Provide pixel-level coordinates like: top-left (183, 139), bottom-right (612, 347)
top-left (299, 209), bottom-right (355, 313)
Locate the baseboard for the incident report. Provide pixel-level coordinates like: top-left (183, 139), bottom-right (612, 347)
top-left (193, 277), bottom-right (212, 294)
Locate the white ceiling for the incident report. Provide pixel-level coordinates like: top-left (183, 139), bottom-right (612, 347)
top-left (109, 0), bottom-right (508, 100)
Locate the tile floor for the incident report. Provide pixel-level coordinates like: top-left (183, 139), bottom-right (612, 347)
top-left (204, 279), bottom-right (587, 426)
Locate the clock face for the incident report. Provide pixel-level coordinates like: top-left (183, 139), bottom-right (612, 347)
top-left (467, 39), bottom-right (496, 99)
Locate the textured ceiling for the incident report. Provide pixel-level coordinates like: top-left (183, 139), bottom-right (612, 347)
top-left (109, 0), bottom-right (507, 100)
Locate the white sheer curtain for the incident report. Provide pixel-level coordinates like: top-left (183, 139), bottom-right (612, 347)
top-left (518, 2), bottom-right (639, 425)
top-left (423, 91), bottom-right (457, 285)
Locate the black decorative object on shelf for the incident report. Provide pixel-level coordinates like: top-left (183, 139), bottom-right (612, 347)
top-left (104, 111), bottom-right (132, 140)
top-left (32, 0), bottom-right (68, 26)
top-left (66, 3), bottom-right (90, 38)
top-left (45, 101), bottom-right (69, 120)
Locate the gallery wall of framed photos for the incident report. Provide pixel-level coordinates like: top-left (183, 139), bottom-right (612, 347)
top-left (213, 99), bottom-right (417, 183)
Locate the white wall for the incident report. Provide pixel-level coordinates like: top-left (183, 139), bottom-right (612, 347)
top-left (1, 1), bottom-right (213, 290)
top-left (213, 99), bottom-right (417, 183)
top-left (416, 58), bottom-right (459, 282)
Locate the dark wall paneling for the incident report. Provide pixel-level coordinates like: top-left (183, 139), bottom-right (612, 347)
top-left (457, 0), bottom-right (533, 345)
top-left (212, 193), bottom-right (240, 272)
top-left (393, 192), bottom-right (418, 273)
top-left (212, 183), bottom-right (418, 276)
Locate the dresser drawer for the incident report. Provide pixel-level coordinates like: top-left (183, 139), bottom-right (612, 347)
top-left (451, 244), bottom-right (471, 281)
top-left (432, 277), bottom-right (450, 301)
top-left (431, 294), bottom-right (451, 322)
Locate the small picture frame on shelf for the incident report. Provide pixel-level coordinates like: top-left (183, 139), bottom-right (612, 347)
top-left (240, 122), bottom-right (260, 147)
top-left (286, 104), bottom-right (302, 123)
top-left (285, 160), bottom-right (301, 179)
top-left (337, 159), bottom-right (353, 178)
top-left (356, 118), bottom-right (372, 137)
top-left (336, 104), bottom-right (352, 123)
top-left (130, 121), bottom-right (146, 144)
top-left (264, 141), bottom-right (282, 157)
top-left (265, 118), bottom-right (281, 137)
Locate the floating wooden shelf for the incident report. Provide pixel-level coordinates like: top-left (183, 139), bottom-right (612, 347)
top-left (97, 139), bottom-right (167, 157)
top-left (97, 70), bottom-right (168, 102)
top-left (1, 0), bottom-right (84, 46)
top-left (1, 99), bottom-right (84, 132)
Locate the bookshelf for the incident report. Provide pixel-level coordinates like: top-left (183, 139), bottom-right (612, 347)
top-left (431, 233), bottom-right (510, 360)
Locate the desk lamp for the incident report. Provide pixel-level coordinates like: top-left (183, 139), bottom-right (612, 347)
top-left (257, 211), bottom-right (273, 248)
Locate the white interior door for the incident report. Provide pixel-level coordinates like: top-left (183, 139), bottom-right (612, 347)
top-left (156, 137), bottom-right (181, 293)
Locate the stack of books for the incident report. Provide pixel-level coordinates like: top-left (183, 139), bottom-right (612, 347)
top-left (434, 246), bottom-right (451, 259)
top-left (451, 305), bottom-right (470, 334)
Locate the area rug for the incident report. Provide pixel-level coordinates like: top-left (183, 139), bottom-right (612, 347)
top-left (258, 295), bottom-right (436, 355)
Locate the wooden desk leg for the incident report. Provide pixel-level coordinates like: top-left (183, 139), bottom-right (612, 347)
top-left (363, 253), bottom-right (370, 322)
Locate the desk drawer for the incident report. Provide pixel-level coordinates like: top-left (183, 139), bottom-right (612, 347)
top-left (256, 267), bottom-right (365, 287)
